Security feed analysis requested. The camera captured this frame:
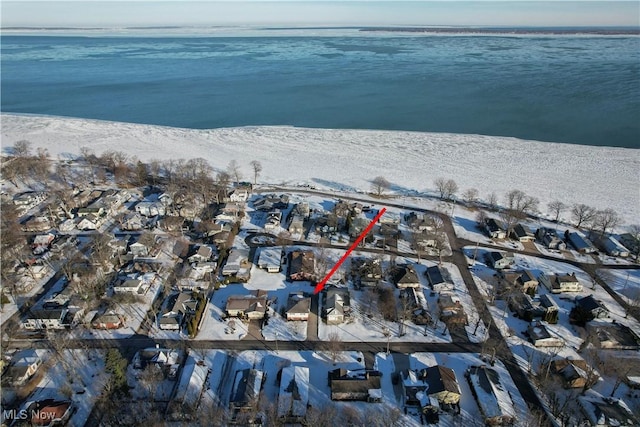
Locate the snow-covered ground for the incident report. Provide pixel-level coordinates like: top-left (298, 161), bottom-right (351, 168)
top-left (2, 114), bottom-right (638, 226)
top-left (597, 268), bottom-right (640, 304)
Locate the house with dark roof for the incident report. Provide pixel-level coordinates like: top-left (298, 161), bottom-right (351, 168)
top-left (573, 295), bottom-right (609, 322)
top-left (419, 366), bottom-right (462, 407)
top-left (91, 311), bottom-right (126, 330)
top-left (551, 359), bottom-right (597, 389)
top-left (567, 232), bottom-right (597, 254)
top-left (22, 309), bottom-right (70, 330)
top-left (586, 323), bottom-right (640, 350)
top-left (484, 218), bottom-right (507, 239)
top-left (390, 265), bottom-right (421, 288)
top-left (226, 294), bottom-right (268, 320)
top-left (536, 227), bottom-right (567, 250)
top-left (229, 368), bottom-right (265, 412)
top-left (578, 392), bottom-right (639, 427)
top-left (527, 322), bottom-right (563, 347)
top-left (352, 258), bottom-right (382, 287)
top-left (485, 251), bottom-right (514, 270)
top-left (277, 366), bottom-right (309, 421)
top-left (286, 292), bottom-right (311, 321)
top-left (288, 250), bottom-right (315, 281)
top-left (328, 368), bottom-right (382, 402)
top-left (159, 292), bottom-right (198, 330)
top-left (426, 265), bottom-right (453, 293)
top-left (2, 349), bottom-right (42, 386)
top-left (510, 224), bottom-right (535, 242)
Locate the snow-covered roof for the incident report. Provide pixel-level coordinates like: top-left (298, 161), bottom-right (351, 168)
top-left (467, 365), bottom-right (516, 421)
top-left (277, 366), bottom-right (309, 418)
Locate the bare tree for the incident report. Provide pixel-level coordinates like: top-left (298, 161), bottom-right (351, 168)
top-left (571, 203), bottom-right (596, 228)
top-left (371, 176), bottom-right (390, 197)
top-left (249, 160), bottom-right (262, 185)
top-left (487, 192), bottom-right (498, 210)
top-left (548, 200), bottom-right (567, 222)
top-left (13, 140), bottom-right (32, 157)
top-left (592, 208), bottom-right (620, 236)
top-left (227, 159), bottom-right (242, 183)
top-left (435, 178), bottom-right (458, 200)
top-left (324, 332), bottom-right (342, 363)
top-left (462, 188), bottom-right (479, 206)
top-left (138, 363), bottom-right (164, 402)
top-left (475, 210), bottom-right (488, 227)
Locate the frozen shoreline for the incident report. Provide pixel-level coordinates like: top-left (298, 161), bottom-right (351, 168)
top-left (1, 113), bottom-right (638, 225)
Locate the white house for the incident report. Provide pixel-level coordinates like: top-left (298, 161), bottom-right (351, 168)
top-left (539, 272), bottom-right (583, 293)
top-left (22, 309), bottom-right (69, 330)
top-left (258, 247), bottom-right (282, 273)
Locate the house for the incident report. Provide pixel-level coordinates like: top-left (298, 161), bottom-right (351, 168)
top-left (31, 233), bottom-right (55, 255)
top-left (401, 369), bottom-right (429, 408)
top-left (160, 292), bottom-right (198, 330)
top-left (257, 247), bottom-right (282, 273)
top-left (22, 309), bottom-right (70, 330)
top-left (229, 188), bottom-right (250, 202)
top-left (405, 212), bottom-right (435, 231)
top-left (598, 236), bottom-right (630, 258)
top-left (328, 368), bottom-right (382, 402)
top-left (135, 201), bottom-right (166, 217)
top-left (293, 201), bottom-right (310, 218)
top-left (618, 233), bottom-right (639, 257)
top-left (91, 311), bottom-right (125, 329)
top-left (222, 247), bottom-right (251, 279)
top-left (22, 216), bottom-right (51, 232)
top-left (352, 258), bottom-right (382, 287)
top-left (567, 232), bottom-right (597, 254)
top-left (188, 245), bottom-right (213, 264)
top-left (551, 359), bottom-right (597, 389)
top-left (437, 293), bottom-right (467, 326)
top-left (288, 214), bottom-right (305, 235)
top-left (380, 211), bottom-right (400, 225)
top-left (573, 295), bottom-right (609, 321)
top-left (129, 238), bottom-right (152, 258)
top-left (402, 367), bottom-right (461, 410)
top-left (390, 265), bottom-right (421, 288)
top-left (423, 366), bottom-right (462, 407)
top-left (578, 392), bottom-right (639, 427)
top-left (485, 251), bottom-right (514, 270)
top-left (133, 347), bottom-right (182, 378)
top-left (426, 265), bottom-right (453, 292)
top-left (254, 194), bottom-right (289, 211)
top-left (536, 227), bottom-right (567, 250)
top-left (229, 368), bottom-right (264, 413)
top-left (24, 399), bottom-right (74, 426)
top-left (226, 294), bottom-right (268, 319)
top-left (527, 322), bottom-right (563, 347)
top-left (484, 218), bottom-right (507, 239)
top-left (498, 269), bottom-right (538, 295)
top-left (13, 191), bottom-right (46, 207)
top-left (76, 214), bottom-right (102, 231)
top-left (286, 292), bottom-right (311, 321)
top-left (466, 365), bottom-right (517, 426)
top-left (289, 250), bottom-right (315, 281)
top-left (277, 366), bottom-right (309, 421)
top-left (539, 272), bottom-right (583, 293)
top-left (169, 353), bottom-right (209, 416)
top-left (3, 349), bottom-right (42, 386)
top-left (510, 223), bottom-right (535, 242)
top-left (349, 215), bottom-right (371, 237)
top-left (264, 210), bottom-right (282, 230)
top-left (586, 323), bottom-right (640, 350)
top-left (511, 292), bottom-right (559, 323)
top-left (113, 278), bottom-right (142, 294)
top-left (322, 286), bottom-right (350, 324)
top-left (120, 212), bottom-right (147, 231)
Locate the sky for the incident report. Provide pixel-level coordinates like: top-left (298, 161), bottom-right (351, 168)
top-left (1, 1), bottom-right (639, 28)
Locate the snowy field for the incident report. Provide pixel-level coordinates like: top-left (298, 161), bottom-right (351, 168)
top-left (2, 114), bottom-right (638, 226)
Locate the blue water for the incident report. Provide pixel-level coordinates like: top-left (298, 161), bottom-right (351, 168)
top-left (1, 34), bottom-right (639, 148)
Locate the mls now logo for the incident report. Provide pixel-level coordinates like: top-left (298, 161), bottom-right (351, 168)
top-left (3, 409), bottom-right (58, 421)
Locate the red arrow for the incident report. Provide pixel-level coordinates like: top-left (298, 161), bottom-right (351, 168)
top-left (313, 207), bottom-right (387, 294)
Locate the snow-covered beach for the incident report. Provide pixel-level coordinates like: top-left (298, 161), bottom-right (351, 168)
top-left (2, 113), bottom-right (638, 224)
